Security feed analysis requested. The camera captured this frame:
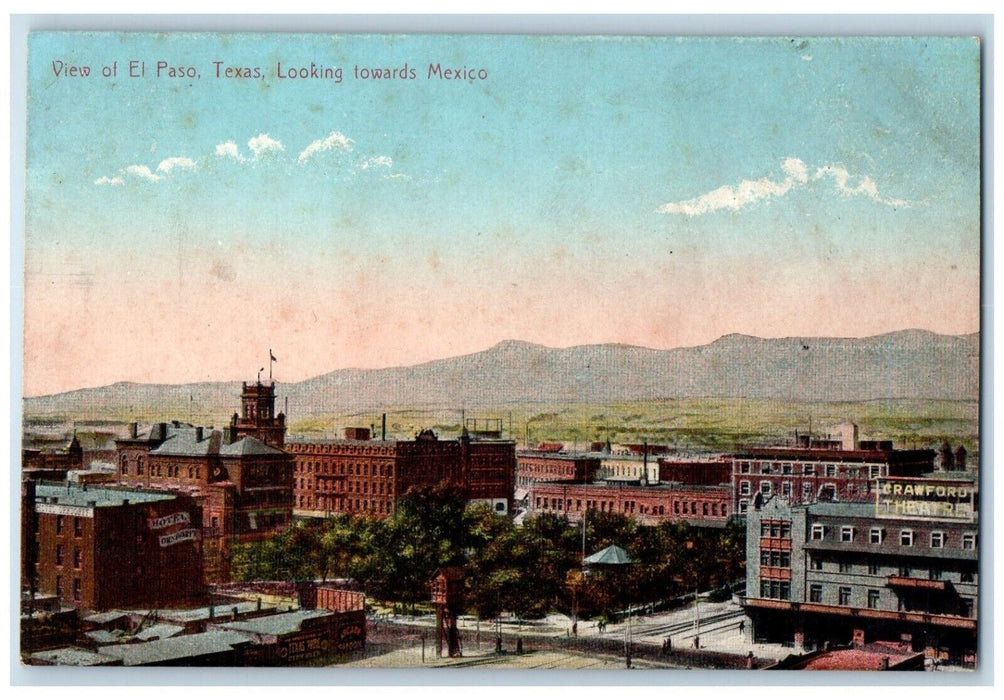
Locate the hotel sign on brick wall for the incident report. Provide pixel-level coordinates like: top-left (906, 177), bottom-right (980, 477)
top-left (875, 477), bottom-right (975, 522)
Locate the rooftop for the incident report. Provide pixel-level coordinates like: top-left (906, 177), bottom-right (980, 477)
top-left (30, 647), bottom-right (122, 666)
top-left (98, 630), bottom-right (249, 666)
top-left (209, 610), bottom-right (333, 636)
top-left (34, 483), bottom-right (176, 508)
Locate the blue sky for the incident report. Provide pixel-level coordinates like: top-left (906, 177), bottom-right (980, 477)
top-left (24, 33), bottom-right (981, 395)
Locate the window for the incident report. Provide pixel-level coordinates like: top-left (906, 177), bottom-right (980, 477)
top-left (900, 530), bottom-right (914, 547)
top-left (838, 587), bottom-right (852, 606)
top-left (782, 463), bottom-right (793, 475)
top-left (810, 557), bottom-right (823, 571)
top-left (898, 564), bottom-right (912, 578)
top-left (811, 524), bottom-right (825, 540)
top-left (869, 465), bottom-right (882, 478)
top-left (740, 481), bottom-right (751, 496)
top-left (738, 499), bottom-right (749, 515)
top-left (868, 561), bottom-right (881, 575)
top-left (55, 575), bottom-right (63, 597)
top-left (55, 545), bottom-right (63, 566)
top-left (759, 481), bottom-right (772, 496)
top-left (869, 527), bottom-right (884, 544)
top-left (931, 532), bottom-right (945, 549)
top-left (73, 578), bottom-right (81, 602)
top-left (782, 482), bottom-right (792, 498)
top-left (73, 518), bottom-right (82, 537)
top-left (867, 590), bottom-right (880, 609)
top-left (73, 548), bottom-right (81, 569)
top-left (780, 551), bottom-right (791, 568)
top-left (841, 526), bottom-right (855, 543)
top-left (839, 560), bottom-right (853, 573)
top-left (739, 461), bottom-right (751, 474)
top-left (803, 464), bottom-right (815, 476)
top-left (120, 455), bottom-right (128, 474)
top-left (963, 533), bottom-right (977, 550)
top-left (56, 516), bottom-right (64, 535)
top-left (929, 568), bottom-right (943, 581)
top-left (802, 483), bottom-right (813, 500)
top-left (825, 465), bottom-right (837, 477)
top-left (960, 598), bottom-right (975, 618)
top-left (780, 522), bottom-right (791, 538)
top-left (809, 584), bottom-right (823, 602)
top-left (960, 565), bottom-right (975, 583)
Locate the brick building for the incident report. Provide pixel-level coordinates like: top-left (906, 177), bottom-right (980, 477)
top-left (114, 381), bottom-right (295, 582)
top-left (731, 426), bottom-right (935, 516)
top-left (24, 481), bottom-right (206, 611)
top-left (529, 480), bottom-right (732, 527)
top-left (22, 434), bottom-right (84, 479)
top-left (516, 451), bottom-right (601, 487)
top-left (287, 428), bottom-right (515, 518)
top-left (743, 476), bottom-right (978, 663)
top-left (658, 457), bottom-right (732, 486)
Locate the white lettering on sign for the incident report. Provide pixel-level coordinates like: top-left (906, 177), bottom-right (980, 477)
top-left (36, 503), bottom-right (93, 518)
top-left (875, 478), bottom-right (976, 522)
top-left (158, 528), bottom-right (200, 547)
top-left (148, 512), bottom-right (191, 530)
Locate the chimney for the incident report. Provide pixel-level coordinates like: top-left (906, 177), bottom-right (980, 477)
top-left (382, 413), bottom-right (387, 441)
top-left (129, 422), bottom-right (138, 439)
top-left (195, 427), bottom-right (204, 442)
top-left (209, 605), bottom-right (215, 620)
top-left (122, 499), bottom-right (130, 506)
top-left (880, 656), bottom-right (889, 670)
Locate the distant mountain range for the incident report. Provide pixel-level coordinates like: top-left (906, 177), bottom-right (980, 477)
top-left (24, 330), bottom-right (979, 419)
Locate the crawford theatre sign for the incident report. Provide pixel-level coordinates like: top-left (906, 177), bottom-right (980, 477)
top-left (875, 477), bottom-right (976, 522)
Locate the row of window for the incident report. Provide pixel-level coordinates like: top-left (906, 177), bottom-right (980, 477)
top-left (297, 461), bottom-right (392, 477)
top-left (807, 556), bottom-right (977, 583)
top-left (759, 520), bottom-right (792, 538)
top-left (119, 456), bottom-right (204, 480)
top-left (297, 478), bottom-right (392, 495)
top-left (811, 524), bottom-right (977, 550)
top-left (740, 480), bottom-right (868, 500)
top-left (760, 549), bottom-right (792, 568)
top-left (534, 497), bottom-right (728, 518)
top-left (296, 496), bottom-right (391, 514)
top-left (54, 575), bottom-right (82, 602)
top-left (54, 516), bottom-right (83, 537)
top-left (54, 545), bottom-right (82, 568)
top-left (738, 461), bottom-right (885, 478)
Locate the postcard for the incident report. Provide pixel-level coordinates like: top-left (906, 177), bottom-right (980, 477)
top-left (18, 30), bottom-right (981, 674)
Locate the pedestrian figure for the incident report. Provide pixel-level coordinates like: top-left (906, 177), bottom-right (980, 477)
top-left (572, 621), bottom-right (578, 637)
top-left (739, 620), bottom-right (745, 636)
top-left (693, 635), bottom-right (700, 649)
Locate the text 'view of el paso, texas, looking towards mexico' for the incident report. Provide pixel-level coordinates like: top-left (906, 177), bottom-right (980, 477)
top-left (21, 33), bottom-right (979, 672)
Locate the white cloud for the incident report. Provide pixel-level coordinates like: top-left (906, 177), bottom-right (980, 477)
top-left (657, 157), bottom-right (909, 216)
top-left (248, 133), bottom-right (284, 159)
top-left (812, 165), bottom-right (909, 207)
top-left (94, 175), bottom-right (124, 186)
top-left (359, 155), bottom-right (393, 170)
top-left (125, 165), bottom-right (162, 182)
top-left (156, 156), bottom-right (197, 174)
top-left (215, 141), bottom-right (246, 162)
top-left (298, 131), bottom-right (354, 163)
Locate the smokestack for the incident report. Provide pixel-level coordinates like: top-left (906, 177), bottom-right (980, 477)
top-left (382, 413), bottom-right (387, 441)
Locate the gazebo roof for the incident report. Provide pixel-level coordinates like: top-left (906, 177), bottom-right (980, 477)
top-left (583, 544), bottom-right (634, 565)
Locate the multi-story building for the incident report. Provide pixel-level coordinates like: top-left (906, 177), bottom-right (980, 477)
top-left (516, 451), bottom-right (601, 487)
top-left (114, 382), bottom-right (295, 582)
top-left (287, 428), bottom-right (516, 519)
top-left (743, 475), bottom-right (978, 663)
top-left (24, 481), bottom-right (206, 611)
top-left (731, 424), bottom-right (935, 516)
top-left (529, 480), bottom-right (732, 527)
